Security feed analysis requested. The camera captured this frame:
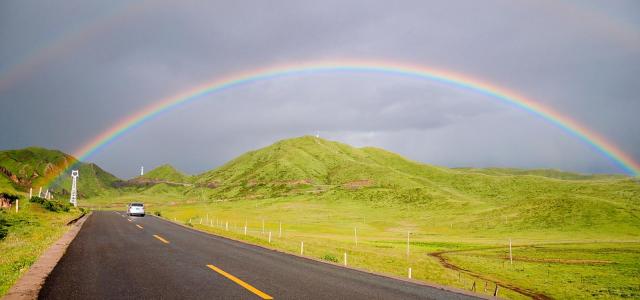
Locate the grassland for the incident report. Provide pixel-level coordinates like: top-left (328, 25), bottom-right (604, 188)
top-left (0, 197), bottom-right (84, 296)
top-left (87, 186), bottom-right (640, 299)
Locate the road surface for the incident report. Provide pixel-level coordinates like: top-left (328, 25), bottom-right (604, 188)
top-left (39, 211), bottom-right (480, 299)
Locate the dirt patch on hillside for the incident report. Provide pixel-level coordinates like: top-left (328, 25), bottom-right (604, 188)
top-left (343, 179), bottom-right (373, 189)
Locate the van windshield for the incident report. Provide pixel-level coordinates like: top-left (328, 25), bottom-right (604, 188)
top-left (131, 203), bottom-right (144, 207)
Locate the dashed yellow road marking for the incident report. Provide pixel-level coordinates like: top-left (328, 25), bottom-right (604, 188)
top-left (153, 234), bottom-right (170, 244)
top-left (206, 264), bottom-right (273, 299)
top-left (136, 224), bottom-right (143, 229)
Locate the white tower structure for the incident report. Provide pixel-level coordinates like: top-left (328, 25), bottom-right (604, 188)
top-left (69, 170), bottom-right (79, 207)
top-left (140, 166), bottom-right (144, 176)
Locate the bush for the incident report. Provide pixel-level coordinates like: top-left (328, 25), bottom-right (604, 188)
top-left (320, 253), bottom-right (339, 263)
top-left (30, 196), bottom-right (70, 212)
top-left (29, 196), bottom-right (45, 204)
top-left (154, 211), bottom-right (162, 217)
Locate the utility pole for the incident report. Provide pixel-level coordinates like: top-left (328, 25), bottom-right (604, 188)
top-left (69, 170), bottom-right (79, 207)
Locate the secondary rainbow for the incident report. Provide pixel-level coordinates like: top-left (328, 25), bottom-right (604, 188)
top-left (56, 60), bottom-right (640, 181)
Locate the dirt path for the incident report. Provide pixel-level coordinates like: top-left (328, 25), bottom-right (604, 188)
top-left (429, 249), bottom-right (552, 300)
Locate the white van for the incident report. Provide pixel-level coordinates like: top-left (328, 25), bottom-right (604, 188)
top-left (127, 202), bottom-right (145, 217)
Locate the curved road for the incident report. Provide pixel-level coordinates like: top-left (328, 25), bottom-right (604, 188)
top-left (39, 211), bottom-right (481, 299)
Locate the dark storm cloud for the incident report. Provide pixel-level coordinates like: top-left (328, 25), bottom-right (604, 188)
top-left (0, 0), bottom-right (638, 178)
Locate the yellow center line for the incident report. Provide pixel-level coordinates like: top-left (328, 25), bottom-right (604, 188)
top-left (136, 224), bottom-right (143, 229)
top-left (206, 264), bottom-right (273, 299)
top-left (153, 234), bottom-right (170, 244)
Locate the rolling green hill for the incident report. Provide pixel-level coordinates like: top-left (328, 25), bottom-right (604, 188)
top-left (191, 136), bottom-right (639, 238)
top-left (138, 164), bottom-right (190, 183)
top-left (0, 147), bottom-right (120, 197)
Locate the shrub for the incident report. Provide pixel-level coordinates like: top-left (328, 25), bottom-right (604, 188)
top-left (31, 196), bottom-right (70, 212)
top-left (29, 196), bottom-right (45, 204)
top-left (154, 211), bottom-right (162, 217)
top-left (320, 253), bottom-right (339, 263)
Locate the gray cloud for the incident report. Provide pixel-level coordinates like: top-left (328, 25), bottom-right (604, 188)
top-left (1, 0), bottom-right (638, 178)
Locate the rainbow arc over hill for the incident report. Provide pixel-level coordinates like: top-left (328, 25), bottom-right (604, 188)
top-left (52, 60), bottom-right (640, 183)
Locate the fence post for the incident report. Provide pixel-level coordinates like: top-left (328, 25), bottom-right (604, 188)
top-left (407, 231), bottom-right (410, 256)
top-left (354, 227), bottom-right (358, 247)
top-left (509, 238), bottom-right (513, 265)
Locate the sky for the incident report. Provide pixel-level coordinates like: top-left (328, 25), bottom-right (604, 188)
top-left (0, 0), bottom-right (638, 179)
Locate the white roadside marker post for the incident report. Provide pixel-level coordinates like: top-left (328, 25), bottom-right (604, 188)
top-left (300, 241), bottom-right (304, 255)
top-left (344, 252), bottom-right (347, 266)
top-left (244, 221), bottom-right (248, 235)
top-left (225, 221), bottom-right (229, 231)
top-left (279, 221), bottom-right (282, 238)
top-left (510, 239), bottom-right (513, 264)
top-left (408, 267), bottom-right (412, 279)
top-left (29, 188), bottom-right (32, 199)
top-left (38, 187), bottom-right (42, 197)
top-left (354, 227), bottom-right (358, 247)
top-left (262, 219), bottom-right (265, 234)
top-left (15, 199), bottom-right (19, 213)
top-left (268, 231), bottom-right (272, 243)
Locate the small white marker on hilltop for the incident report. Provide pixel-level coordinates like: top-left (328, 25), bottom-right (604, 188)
top-left (140, 166), bottom-right (144, 176)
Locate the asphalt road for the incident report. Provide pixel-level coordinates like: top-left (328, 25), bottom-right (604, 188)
top-left (39, 211), bottom-right (481, 300)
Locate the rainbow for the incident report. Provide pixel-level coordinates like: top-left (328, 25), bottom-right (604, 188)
top-left (52, 60), bottom-right (640, 183)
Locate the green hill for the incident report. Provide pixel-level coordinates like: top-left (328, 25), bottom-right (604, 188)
top-left (0, 147), bottom-right (120, 197)
top-left (188, 136), bottom-right (639, 235)
top-left (139, 164), bottom-right (190, 183)
top-left (194, 136), bottom-right (442, 188)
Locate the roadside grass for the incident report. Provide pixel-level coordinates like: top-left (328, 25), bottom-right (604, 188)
top-left (0, 200), bottom-right (83, 296)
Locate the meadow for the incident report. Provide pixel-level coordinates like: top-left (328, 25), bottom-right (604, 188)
top-left (87, 188), bottom-right (640, 300)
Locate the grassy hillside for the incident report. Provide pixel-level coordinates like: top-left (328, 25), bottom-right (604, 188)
top-left (0, 147), bottom-right (120, 197)
top-left (138, 164), bottom-right (190, 183)
top-left (81, 136), bottom-right (640, 298)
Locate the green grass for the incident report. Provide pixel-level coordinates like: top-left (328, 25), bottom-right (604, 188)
top-left (0, 199), bottom-right (83, 296)
top-left (87, 189), bottom-right (640, 299)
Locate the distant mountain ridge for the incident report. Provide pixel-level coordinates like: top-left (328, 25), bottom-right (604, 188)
top-left (0, 147), bottom-right (119, 197)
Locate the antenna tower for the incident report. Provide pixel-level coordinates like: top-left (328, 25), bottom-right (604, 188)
top-left (69, 170), bottom-right (79, 207)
